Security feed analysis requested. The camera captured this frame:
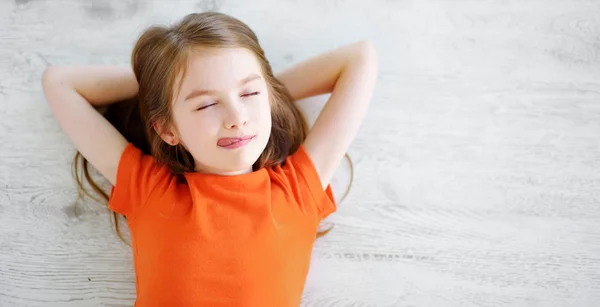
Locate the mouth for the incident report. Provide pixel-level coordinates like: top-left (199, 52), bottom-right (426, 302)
top-left (217, 135), bottom-right (256, 149)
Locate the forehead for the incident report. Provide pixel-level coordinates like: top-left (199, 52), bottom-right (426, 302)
top-left (178, 47), bottom-right (263, 92)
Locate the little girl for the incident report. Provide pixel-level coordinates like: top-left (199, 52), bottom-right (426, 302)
top-left (42, 12), bottom-right (377, 307)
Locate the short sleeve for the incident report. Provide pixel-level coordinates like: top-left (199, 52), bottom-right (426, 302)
top-left (286, 145), bottom-right (337, 220)
top-left (108, 143), bottom-right (171, 219)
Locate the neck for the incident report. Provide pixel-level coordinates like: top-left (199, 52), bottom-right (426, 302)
top-left (194, 164), bottom-right (253, 176)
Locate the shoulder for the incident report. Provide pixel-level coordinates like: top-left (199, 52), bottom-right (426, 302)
top-left (271, 145), bottom-right (337, 220)
top-left (117, 143), bottom-right (172, 182)
top-left (109, 143), bottom-right (174, 218)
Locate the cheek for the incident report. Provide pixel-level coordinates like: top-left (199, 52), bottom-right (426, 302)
top-left (176, 112), bottom-right (218, 142)
top-left (257, 96), bottom-right (272, 121)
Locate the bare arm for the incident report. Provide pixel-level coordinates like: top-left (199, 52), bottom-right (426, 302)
top-left (276, 41), bottom-right (378, 188)
top-left (42, 65), bottom-right (138, 185)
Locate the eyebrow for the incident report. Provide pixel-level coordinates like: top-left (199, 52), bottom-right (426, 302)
top-left (183, 73), bottom-right (262, 101)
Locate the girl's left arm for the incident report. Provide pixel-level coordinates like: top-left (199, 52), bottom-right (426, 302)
top-left (276, 40), bottom-right (378, 188)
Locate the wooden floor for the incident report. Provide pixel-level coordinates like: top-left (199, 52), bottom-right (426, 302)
top-left (2, 0), bottom-right (600, 306)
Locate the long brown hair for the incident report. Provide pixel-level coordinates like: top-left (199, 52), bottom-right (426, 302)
top-left (73, 12), bottom-right (352, 244)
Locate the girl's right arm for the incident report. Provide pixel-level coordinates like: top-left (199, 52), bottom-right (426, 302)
top-left (41, 66), bottom-right (138, 185)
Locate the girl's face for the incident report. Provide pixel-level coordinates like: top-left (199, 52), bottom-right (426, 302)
top-left (167, 47), bottom-right (272, 175)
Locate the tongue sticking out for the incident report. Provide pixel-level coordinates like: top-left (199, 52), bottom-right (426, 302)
top-left (217, 136), bottom-right (255, 148)
top-left (217, 138), bottom-right (247, 146)
top-left (217, 138), bottom-right (240, 147)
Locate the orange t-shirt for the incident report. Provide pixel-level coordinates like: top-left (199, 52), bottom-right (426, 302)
top-left (108, 143), bottom-right (336, 306)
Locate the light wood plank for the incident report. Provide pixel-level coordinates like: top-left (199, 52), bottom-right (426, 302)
top-left (1, 0), bottom-right (599, 306)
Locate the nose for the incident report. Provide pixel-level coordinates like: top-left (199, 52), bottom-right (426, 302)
top-left (222, 99), bottom-right (248, 129)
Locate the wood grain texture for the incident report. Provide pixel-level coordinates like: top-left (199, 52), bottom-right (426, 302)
top-left (2, 0), bottom-right (599, 306)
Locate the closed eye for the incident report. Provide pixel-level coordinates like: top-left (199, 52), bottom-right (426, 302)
top-left (241, 91), bottom-right (260, 98)
top-left (196, 103), bottom-right (216, 111)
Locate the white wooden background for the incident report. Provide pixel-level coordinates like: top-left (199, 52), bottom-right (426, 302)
top-left (1, 0), bottom-right (599, 306)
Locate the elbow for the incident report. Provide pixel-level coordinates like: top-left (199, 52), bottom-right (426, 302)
top-left (41, 66), bottom-right (71, 107)
top-left (41, 66), bottom-right (62, 86)
top-left (355, 40), bottom-right (378, 63)
top-left (41, 66), bottom-right (69, 97)
top-left (354, 41), bottom-right (379, 82)
top-left (349, 40), bottom-right (378, 77)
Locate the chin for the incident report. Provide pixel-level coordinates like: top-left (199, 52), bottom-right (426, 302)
top-left (206, 138), bottom-right (267, 174)
top-left (219, 151), bottom-right (260, 172)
